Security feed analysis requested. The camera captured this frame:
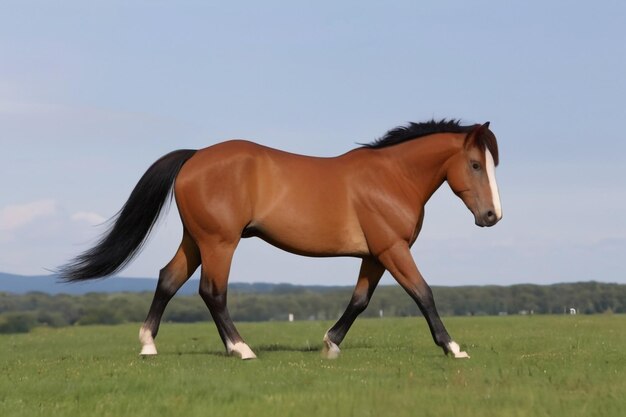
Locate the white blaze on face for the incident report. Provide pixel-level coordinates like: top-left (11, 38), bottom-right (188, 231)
top-left (485, 149), bottom-right (502, 219)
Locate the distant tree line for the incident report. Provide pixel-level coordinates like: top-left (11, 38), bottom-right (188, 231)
top-left (0, 282), bottom-right (624, 333)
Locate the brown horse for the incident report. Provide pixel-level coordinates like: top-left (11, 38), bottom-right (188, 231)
top-left (60, 119), bottom-right (501, 360)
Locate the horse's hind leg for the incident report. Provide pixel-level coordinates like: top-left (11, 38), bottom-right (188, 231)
top-left (198, 238), bottom-right (256, 359)
top-left (322, 257), bottom-right (385, 358)
top-left (139, 230), bottom-right (200, 355)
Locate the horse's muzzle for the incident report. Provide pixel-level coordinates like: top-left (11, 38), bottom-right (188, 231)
top-left (475, 210), bottom-right (501, 227)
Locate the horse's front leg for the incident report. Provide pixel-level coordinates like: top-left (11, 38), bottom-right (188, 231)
top-left (377, 241), bottom-right (469, 358)
top-left (322, 257), bottom-right (385, 358)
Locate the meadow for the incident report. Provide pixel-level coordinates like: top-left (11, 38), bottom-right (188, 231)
top-left (1, 315), bottom-right (624, 417)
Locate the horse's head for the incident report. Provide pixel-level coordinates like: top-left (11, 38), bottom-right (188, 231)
top-left (446, 122), bottom-right (502, 227)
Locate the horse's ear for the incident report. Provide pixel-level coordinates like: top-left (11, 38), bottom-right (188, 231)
top-left (464, 122), bottom-right (490, 149)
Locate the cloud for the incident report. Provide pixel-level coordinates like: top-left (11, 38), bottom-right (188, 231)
top-left (71, 211), bottom-right (107, 226)
top-left (0, 199), bottom-right (57, 231)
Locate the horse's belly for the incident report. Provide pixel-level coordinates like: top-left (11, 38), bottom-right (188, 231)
top-left (250, 214), bottom-right (369, 257)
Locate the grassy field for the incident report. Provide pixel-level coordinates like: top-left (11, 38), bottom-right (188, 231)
top-left (1, 315), bottom-right (624, 417)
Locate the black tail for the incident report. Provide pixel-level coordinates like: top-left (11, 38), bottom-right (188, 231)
top-left (59, 149), bottom-right (197, 282)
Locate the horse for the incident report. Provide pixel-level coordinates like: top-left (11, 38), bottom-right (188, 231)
top-left (60, 119), bottom-right (501, 360)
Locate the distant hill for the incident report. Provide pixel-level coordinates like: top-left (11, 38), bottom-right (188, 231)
top-left (0, 272), bottom-right (347, 295)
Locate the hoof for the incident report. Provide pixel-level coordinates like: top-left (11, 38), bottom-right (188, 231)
top-left (321, 333), bottom-right (341, 359)
top-left (140, 344), bottom-right (158, 356)
top-left (139, 327), bottom-right (157, 355)
top-left (447, 341), bottom-right (470, 359)
top-left (227, 341), bottom-right (257, 360)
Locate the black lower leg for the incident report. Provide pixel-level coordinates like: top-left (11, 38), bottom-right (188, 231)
top-left (408, 284), bottom-right (453, 352)
top-left (142, 270), bottom-right (181, 338)
top-left (199, 281), bottom-right (243, 346)
top-left (326, 292), bottom-right (371, 345)
top-left (326, 258), bottom-right (384, 345)
top-left (141, 233), bottom-right (200, 343)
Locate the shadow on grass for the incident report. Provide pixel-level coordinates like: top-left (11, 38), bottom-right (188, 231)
top-left (255, 343), bottom-right (322, 353)
top-left (154, 341), bottom-right (376, 356)
top-left (159, 344), bottom-right (323, 355)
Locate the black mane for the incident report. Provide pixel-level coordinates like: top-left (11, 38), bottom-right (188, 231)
top-left (363, 119), bottom-right (474, 149)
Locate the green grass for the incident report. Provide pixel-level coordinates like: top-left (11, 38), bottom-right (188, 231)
top-left (1, 315), bottom-right (624, 417)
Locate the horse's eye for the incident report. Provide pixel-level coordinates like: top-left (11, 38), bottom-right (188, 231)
top-left (471, 162), bottom-right (481, 171)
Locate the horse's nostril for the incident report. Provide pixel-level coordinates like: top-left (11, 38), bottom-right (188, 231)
top-left (487, 211), bottom-right (495, 219)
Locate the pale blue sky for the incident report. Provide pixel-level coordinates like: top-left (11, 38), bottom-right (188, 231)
top-left (1, 1), bottom-right (625, 286)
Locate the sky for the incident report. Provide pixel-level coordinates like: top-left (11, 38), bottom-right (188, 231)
top-left (1, 1), bottom-right (625, 287)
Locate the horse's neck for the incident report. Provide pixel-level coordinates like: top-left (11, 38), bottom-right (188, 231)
top-left (381, 134), bottom-right (464, 205)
